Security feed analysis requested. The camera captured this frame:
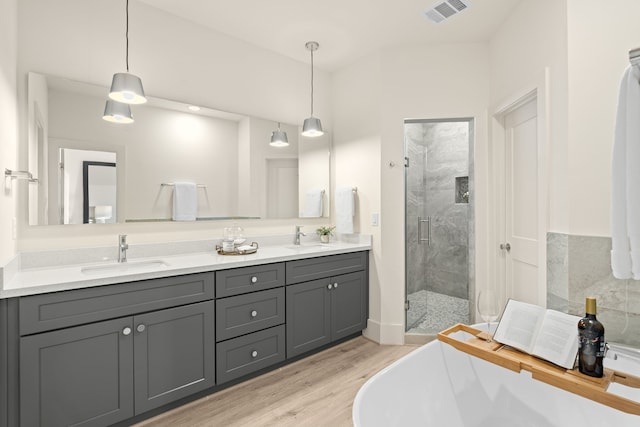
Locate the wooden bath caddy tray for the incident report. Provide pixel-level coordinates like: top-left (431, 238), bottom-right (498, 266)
top-left (437, 323), bottom-right (640, 416)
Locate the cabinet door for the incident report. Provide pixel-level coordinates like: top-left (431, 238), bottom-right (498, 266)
top-left (133, 301), bottom-right (215, 414)
top-left (331, 271), bottom-right (368, 341)
top-left (20, 318), bottom-right (134, 427)
top-left (286, 279), bottom-right (331, 358)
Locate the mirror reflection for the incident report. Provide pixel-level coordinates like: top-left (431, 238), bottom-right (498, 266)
top-left (27, 72), bottom-right (331, 225)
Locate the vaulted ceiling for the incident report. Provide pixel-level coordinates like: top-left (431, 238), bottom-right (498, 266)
top-left (139, 0), bottom-right (522, 71)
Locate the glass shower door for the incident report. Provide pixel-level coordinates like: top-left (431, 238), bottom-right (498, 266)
top-left (404, 118), bottom-right (472, 334)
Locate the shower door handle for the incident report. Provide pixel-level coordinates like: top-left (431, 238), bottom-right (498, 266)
top-left (418, 216), bottom-right (431, 247)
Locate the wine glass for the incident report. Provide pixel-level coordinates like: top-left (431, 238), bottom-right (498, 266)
top-left (477, 289), bottom-right (500, 342)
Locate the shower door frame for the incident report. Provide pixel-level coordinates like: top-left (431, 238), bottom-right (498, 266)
top-left (403, 117), bottom-right (475, 334)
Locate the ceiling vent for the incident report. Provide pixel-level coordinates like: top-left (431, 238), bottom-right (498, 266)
top-left (424, 0), bottom-right (470, 23)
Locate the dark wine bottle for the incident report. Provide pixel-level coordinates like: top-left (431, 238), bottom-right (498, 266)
top-left (577, 297), bottom-right (605, 377)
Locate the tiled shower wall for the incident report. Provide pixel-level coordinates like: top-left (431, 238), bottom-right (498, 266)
top-left (405, 121), bottom-right (470, 300)
top-left (547, 232), bottom-right (640, 347)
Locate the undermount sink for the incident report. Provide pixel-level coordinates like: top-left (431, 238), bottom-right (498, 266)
top-left (284, 243), bottom-right (332, 251)
top-left (81, 259), bottom-right (169, 275)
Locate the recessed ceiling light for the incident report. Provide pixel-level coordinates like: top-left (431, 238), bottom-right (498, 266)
top-left (188, 105), bottom-right (201, 112)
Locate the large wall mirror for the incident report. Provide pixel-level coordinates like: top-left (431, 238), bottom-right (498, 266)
top-left (25, 72), bottom-right (331, 225)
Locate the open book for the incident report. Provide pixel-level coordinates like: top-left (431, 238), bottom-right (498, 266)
top-left (492, 299), bottom-right (581, 369)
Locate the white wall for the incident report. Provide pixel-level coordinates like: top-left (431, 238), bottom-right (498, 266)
top-left (16, 0), bottom-right (332, 250)
top-left (566, 0), bottom-right (640, 236)
top-left (0, 0), bottom-right (18, 266)
top-left (489, 0), bottom-right (569, 234)
top-left (333, 44), bottom-right (490, 344)
top-left (332, 54), bottom-right (382, 339)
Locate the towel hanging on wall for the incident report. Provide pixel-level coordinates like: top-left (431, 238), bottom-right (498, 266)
top-left (172, 181), bottom-right (198, 221)
top-left (336, 186), bottom-right (355, 234)
top-left (611, 65), bottom-right (640, 279)
top-left (303, 189), bottom-right (324, 217)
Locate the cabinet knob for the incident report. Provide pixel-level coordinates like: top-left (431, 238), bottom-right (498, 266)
top-left (327, 284), bottom-right (333, 290)
top-left (136, 324), bottom-right (146, 333)
top-left (122, 327), bottom-right (132, 336)
top-left (251, 276), bottom-right (258, 284)
top-left (334, 282), bottom-right (339, 288)
top-left (251, 350), bottom-right (258, 358)
top-left (251, 310), bottom-right (258, 318)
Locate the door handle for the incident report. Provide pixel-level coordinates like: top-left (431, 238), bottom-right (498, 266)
top-left (418, 216), bottom-right (431, 246)
top-left (500, 243), bottom-right (511, 252)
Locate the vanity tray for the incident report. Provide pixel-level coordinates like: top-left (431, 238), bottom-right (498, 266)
top-left (216, 242), bottom-right (259, 256)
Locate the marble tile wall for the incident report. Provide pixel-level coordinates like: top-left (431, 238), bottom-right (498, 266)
top-left (547, 232), bottom-right (640, 347)
top-left (405, 121), bottom-right (470, 300)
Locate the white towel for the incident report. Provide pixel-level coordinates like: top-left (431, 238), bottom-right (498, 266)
top-left (303, 189), bottom-right (324, 217)
top-left (611, 65), bottom-right (640, 279)
top-left (172, 182), bottom-right (198, 221)
top-left (336, 187), bottom-right (354, 234)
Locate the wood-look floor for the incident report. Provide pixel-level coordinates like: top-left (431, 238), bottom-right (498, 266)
top-left (134, 337), bottom-right (419, 427)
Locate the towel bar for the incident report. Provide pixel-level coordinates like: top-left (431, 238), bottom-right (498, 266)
top-left (5, 168), bottom-right (38, 183)
top-left (161, 182), bottom-right (206, 188)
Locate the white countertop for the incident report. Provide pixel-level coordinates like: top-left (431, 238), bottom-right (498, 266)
top-left (1, 239), bottom-right (371, 299)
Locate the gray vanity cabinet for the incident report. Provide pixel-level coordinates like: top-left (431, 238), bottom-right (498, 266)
top-left (215, 263), bottom-right (287, 384)
top-left (285, 278), bottom-right (331, 357)
top-left (20, 317), bottom-right (134, 427)
top-left (286, 252), bottom-right (368, 358)
top-left (133, 301), bottom-right (215, 414)
top-left (18, 272), bottom-right (216, 427)
top-left (9, 252), bottom-right (368, 426)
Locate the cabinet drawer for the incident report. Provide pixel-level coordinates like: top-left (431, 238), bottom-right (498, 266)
top-left (216, 288), bottom-right (285, 342)
top-left (216, 325), bottom-right (285, 384)
top-left (286, 251), bottom-right (367, 285)
top-left (19, 272), bottom-right (215, 336)
top-left (215, 263), bottom-right (285, 298)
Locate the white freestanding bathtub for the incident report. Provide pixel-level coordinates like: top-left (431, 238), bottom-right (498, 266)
top-left (353, 326), bottom-right (640, 426)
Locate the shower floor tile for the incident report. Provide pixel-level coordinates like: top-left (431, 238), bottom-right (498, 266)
top-left (407, 290), bottom-right (469, 335)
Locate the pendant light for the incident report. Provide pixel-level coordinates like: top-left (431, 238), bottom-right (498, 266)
top-left (103, 100), bottom-right (134, 124)
top-left (302, 41), bottom-right (324, 137)
top-left (109, 0), bottom-right (147, 105)
top-left (270, 123), bottom-right (289, 147)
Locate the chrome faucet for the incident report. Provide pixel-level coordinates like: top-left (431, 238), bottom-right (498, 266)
top-left (294, 225), bottom-right (306, 245)
top-left (118, 234), bottom-right (128, 263)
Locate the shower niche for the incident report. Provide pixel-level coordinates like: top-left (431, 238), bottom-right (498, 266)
top-left (455, 176), bottom-right (469, 204)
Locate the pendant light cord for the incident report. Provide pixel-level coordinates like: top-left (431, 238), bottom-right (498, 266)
top-left (125, 0), bottom-right (130, 72)
top-left (310, 47), bottom-right (314, 116)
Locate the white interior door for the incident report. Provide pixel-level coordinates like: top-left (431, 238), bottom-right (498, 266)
top-left (503, 97), bottom-right (541, 305)
top-left (266, 158), bottom-right (299, 219)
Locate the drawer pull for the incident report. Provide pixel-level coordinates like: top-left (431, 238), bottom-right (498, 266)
top-left (122, 327), bottom-right (132, 336)
top-left (334, 282), bottom-right (339, 288)
top-left (251, 276), bottom-right (258, 284)
top-left (251, 350), bottom-right (258, 358)
top-left (136, 324), bottom-right (146, 333)
top-left (327, 284), bottom-right (333, 290)
top-left (251, 310), bottom-right (258, 318)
